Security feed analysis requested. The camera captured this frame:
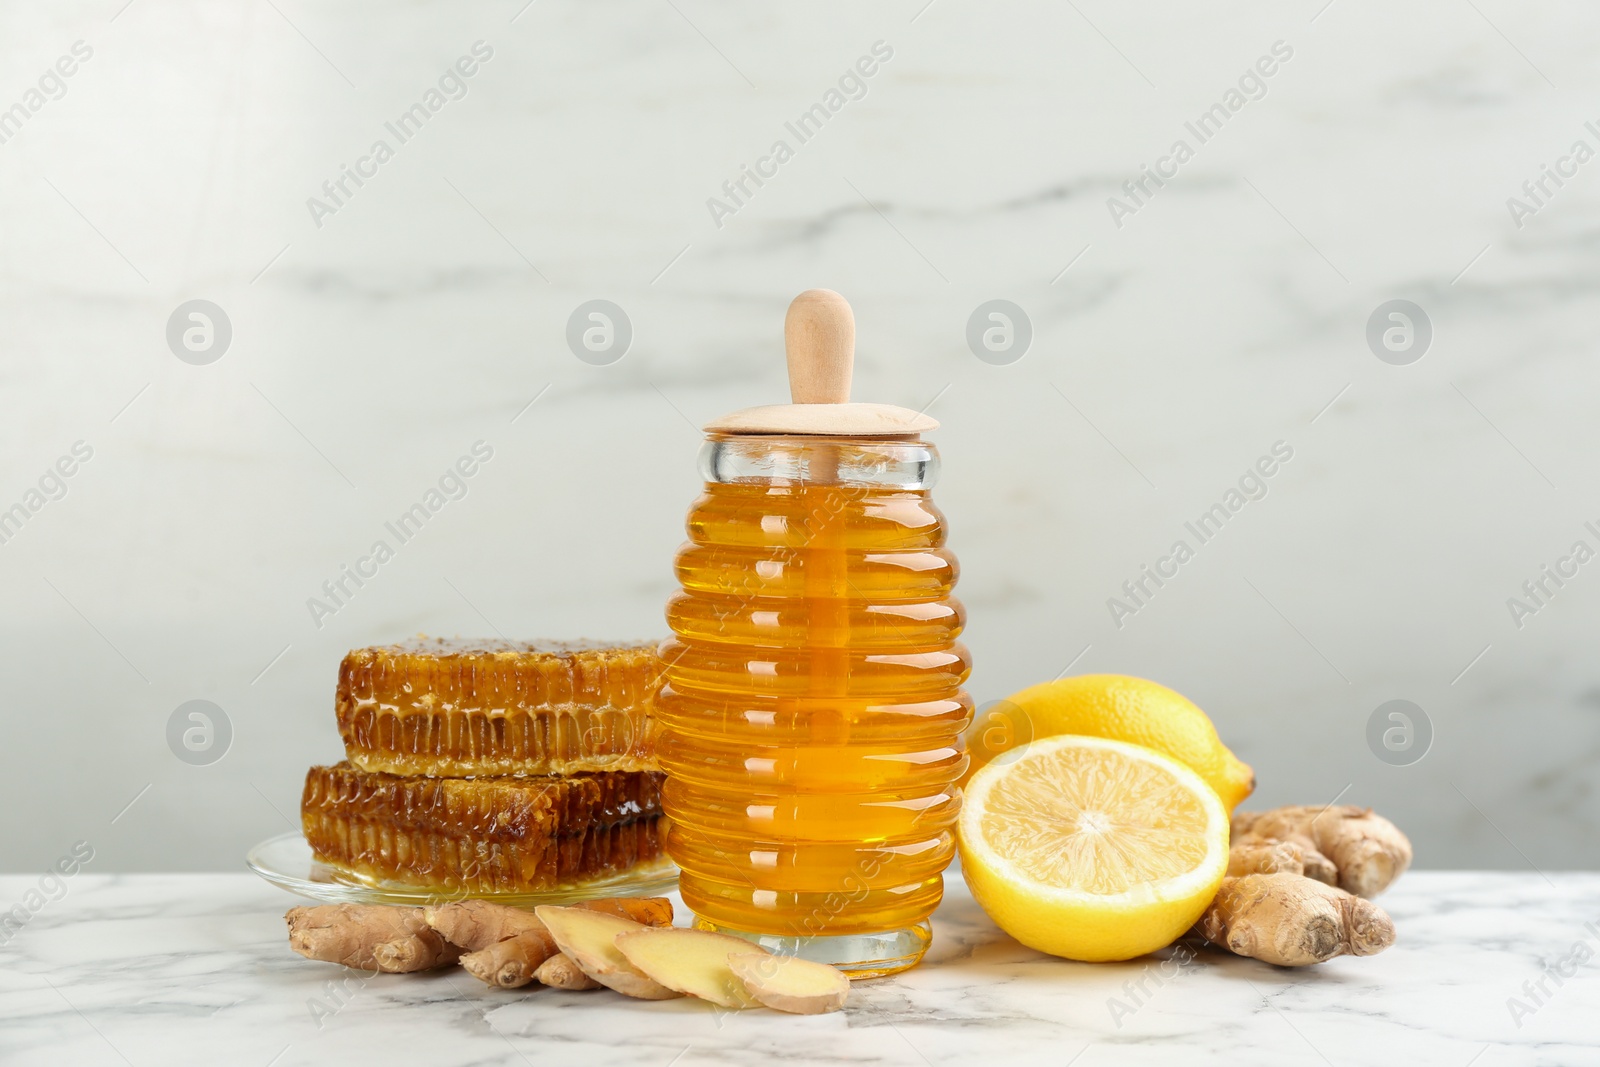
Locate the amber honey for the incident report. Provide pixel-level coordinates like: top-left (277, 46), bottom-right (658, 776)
top-left (656, 436), bottom-right (971, 973)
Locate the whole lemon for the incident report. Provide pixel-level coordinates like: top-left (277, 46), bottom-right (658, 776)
top-left (964, 674), bottom-right (1255, 812)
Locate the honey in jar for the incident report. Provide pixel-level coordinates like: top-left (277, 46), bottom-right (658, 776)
top-left (656, 290), bottom-right (972, 977)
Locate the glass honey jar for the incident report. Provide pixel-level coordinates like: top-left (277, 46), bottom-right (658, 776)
top-left (656, 290), bottom-right (972, 977)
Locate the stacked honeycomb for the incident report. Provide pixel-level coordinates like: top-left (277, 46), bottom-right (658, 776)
top-left (301, 638), bottom-right (666, 894)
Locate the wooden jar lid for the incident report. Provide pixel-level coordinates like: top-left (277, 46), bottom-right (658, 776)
top-left (702, 289), bottom-right (938, 437)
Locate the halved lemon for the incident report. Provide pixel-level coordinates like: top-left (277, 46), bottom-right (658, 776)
top-left (958, 735), bottom-right (1229, 962)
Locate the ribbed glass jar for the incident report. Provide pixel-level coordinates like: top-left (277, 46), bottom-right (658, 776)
top-left (656, 434), bottom-right (971, 977)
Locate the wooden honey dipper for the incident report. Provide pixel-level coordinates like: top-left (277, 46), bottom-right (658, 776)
top-left (703, 289), bottom-right (938, 437)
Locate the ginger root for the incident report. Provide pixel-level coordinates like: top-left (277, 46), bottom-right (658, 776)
top-left (1198, 803), bottom-right (1412, 967)
top-left (535, 953), bottom-right (602, 990)
top-left (461, 931), bottom-right (558, 989)
top-left (445, 898), bottom-right (673, 988)
top-left (424, 896), bottom-right (671, 956)
top-left (581, 896), bottom-right (674, 928)
top-left (534, 906), bottom-right (682, 1000)
top-left (424, 900), bottom-right (550, 954)
top-left (1198, 873), bottom-right (1396, 966)
top-left (288, 897), bottom-right (674, 985)
top-left (372, 932), bottom-right (463, 972)
top-left (287, 904), bottom-right (460, 973)
top-left (1229, 805), bottom-right (1412, 897)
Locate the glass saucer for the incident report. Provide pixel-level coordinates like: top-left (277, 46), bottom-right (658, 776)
top-left (246, 832), bottom-right (679, 906)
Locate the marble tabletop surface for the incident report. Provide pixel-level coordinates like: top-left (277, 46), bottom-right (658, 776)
top-left (1, 871), bottom-right (1595, 1067)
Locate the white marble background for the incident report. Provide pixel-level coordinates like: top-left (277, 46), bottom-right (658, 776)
top-left (1, 1), bottom-right (1597, 872)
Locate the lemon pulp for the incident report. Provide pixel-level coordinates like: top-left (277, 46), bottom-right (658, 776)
top-left (958, 735), bottom-right (1229, 961)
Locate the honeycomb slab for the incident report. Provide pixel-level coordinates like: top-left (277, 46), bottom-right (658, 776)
top-left (336, 638), bottom-right (662, 778)
top-left (302, 762), bottom-right (666, 893)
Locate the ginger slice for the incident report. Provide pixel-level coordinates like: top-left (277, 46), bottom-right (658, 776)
top-left (535, 953), bottom-right (602, 990)
top-left (534, 906), bottom-right (681, 1000)
top-left (613, 928), bottom-right (767, 1009)
top-left (727, 954), bottom-right (849, 1014)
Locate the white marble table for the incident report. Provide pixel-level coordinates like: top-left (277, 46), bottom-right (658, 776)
top-left (1, 872), bottom-right (1594, 1066)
